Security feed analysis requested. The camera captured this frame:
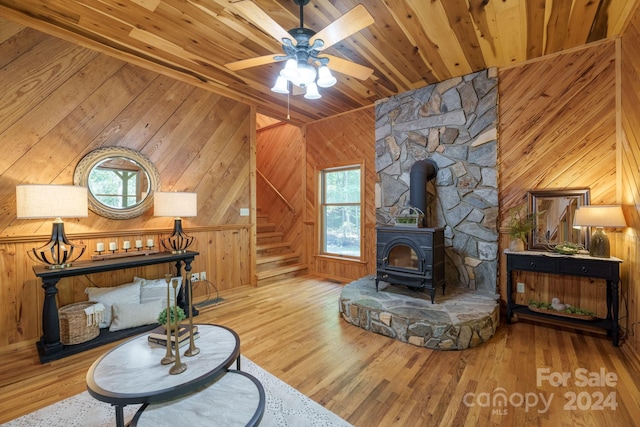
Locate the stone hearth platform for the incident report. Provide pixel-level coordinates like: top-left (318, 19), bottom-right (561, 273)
top-left (339, 276), bottom-right (500, 350)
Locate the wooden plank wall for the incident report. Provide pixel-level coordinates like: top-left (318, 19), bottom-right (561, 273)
top-left (305, 108), bottom-right (376, 282)
top-left (497, 40), bottom-right (620, 320)
top-left (621, 10), bottom-right (640, 355)
top-left (256, 123), bottom-right (305, 257)
top-left (0, 22), bottom-right (254, 346)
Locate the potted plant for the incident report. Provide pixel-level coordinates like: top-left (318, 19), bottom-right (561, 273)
top-left (507, 205), bottom-right (536, 251)
top-left (158, 306), bottom-right (186, 330)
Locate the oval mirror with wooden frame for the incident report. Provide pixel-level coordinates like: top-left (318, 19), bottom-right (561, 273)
top-left (74, 147), bottom-right (161, 219)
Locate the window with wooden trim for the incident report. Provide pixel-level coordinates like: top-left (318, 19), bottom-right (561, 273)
top-left (319, 164), bottom-right (363, 258)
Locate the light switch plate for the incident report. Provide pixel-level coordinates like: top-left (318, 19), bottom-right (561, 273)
top-left (240, 208), bottom-right (250, 216)
top-left (517, 282), bottom-right (525, 293)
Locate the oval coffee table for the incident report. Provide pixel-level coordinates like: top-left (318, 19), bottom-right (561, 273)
top-left (129, 370), bottom-right (264, 426)
top-left (86, 324), bottom-right (263, 427)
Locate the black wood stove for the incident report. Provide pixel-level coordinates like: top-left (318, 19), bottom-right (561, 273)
top-left (375, 226), bottom-right (445, 303)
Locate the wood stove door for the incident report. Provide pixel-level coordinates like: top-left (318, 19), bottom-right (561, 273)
top-left (379, 238), bottom-right (425, 273)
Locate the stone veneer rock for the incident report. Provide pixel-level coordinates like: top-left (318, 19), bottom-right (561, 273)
top-left (375, 69), bottom-right (499, 294)
top-left (340, 276), bottom-right (499, 350)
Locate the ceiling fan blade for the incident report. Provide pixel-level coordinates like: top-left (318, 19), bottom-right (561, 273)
top-left (225, 54), bottom-right (281, 71)
top-left (321, 55), bottom-right (373, 81)
top-left (310, 4), bottom-right (374, 50)
top-left (232, 1), bottom-right (293, 44)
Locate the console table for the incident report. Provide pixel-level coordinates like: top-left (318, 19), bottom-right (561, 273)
top-left (33, 250), bottom-right (198, 363)
top-left (505, 250), bottom-right (622, 346)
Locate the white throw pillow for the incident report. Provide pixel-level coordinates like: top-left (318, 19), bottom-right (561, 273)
top-left (85, 281), bottom-right (141, 328)
top-left (139, 276), bottom-right (183, 306)
top-left (109, 300), bottom-right (163, 332)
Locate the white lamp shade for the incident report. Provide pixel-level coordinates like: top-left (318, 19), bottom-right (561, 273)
top-left (317, 65), bottom-right (337, 88)
top-left (271, 76), bottom-right (289, 94)
top-left (304, 82), bottom-right (321, 99)
top-left (153, 192), bottom-right (197, 217)
top-left (16, 185), bottom-right (88, 219)
top-left (296, 62), bottom-right (317, 87)
top-left (280, 58), bottom-right (298, 81)
top-left (573, 205), bottom-right (627, 228)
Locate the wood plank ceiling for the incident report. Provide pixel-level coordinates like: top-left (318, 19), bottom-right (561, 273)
top-left (0, 0), bottom-right (638, 125)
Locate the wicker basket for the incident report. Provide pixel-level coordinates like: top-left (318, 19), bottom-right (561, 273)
top-left (393, 207), bottom-right (425, 228)
top-left (58, 301), bottom-right (100, 345)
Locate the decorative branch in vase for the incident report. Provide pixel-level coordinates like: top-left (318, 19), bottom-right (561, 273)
top-left (507, 205), bottom-right (536, 251)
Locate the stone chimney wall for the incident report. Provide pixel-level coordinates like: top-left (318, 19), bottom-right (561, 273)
top-left (374, 69), bottom-right (499, 294)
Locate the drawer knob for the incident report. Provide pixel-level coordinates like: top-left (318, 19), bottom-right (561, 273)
top-left (581, 266), bottom-right (588, 273)
top-left (529, 262), bottom-right (536, 268)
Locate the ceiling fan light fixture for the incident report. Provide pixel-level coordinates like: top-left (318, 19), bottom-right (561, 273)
top-left (296, 61), bottom-right (317, 87)
top-left (304, 82), bottom-right (321, 99)
top-left (280, 58), bottom-right (298, 81)
top-left (224, 2), bottom-right (375, 101)
top-left (271, 76), bottom-right (289, 94)
top-left (317, 65), bottom-right (337, 88)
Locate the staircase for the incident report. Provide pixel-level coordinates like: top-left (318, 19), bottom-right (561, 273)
top-left (256, 213), bottom-right (307, 286)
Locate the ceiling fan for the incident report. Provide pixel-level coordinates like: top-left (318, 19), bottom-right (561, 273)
top-left (225, 0), bottom-right (375, 98)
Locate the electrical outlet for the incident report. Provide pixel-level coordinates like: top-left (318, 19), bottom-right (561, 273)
top-left (240, 208), bottom-right (250, 216)
top-left (200, 271), bottom-right (206, 281)
top-left (517, 282), bottom-right (525, 293)
top-left (191, 273), bottom-right (199, 282)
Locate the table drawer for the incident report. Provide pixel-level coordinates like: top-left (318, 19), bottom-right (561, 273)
top-left (509, 256), bottom-right (556, 273)
top-left (559, 261), bottom-right (614, 278)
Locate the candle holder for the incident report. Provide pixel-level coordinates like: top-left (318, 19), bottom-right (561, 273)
top-left (160, 274), bottom-right (175, 366)
top-left (169, 278), bottom-right (187, 375)
top-left (184, 275), bottom-right (200, 357)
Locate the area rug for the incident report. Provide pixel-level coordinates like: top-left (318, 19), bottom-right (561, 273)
top-left (2, 356), bottom-right (351, 427)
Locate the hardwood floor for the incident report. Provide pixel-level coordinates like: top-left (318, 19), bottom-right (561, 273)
top-left (1, 276), bottom-right (639, 426)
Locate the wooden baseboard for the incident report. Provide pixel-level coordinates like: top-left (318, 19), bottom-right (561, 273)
top-left (621, 342), bottom-right (640, 372)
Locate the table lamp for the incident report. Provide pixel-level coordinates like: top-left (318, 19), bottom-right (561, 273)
top-left (16, 184), bottom-right (88, 268)
top-left (573, 205), bottom-right (627, 258)
top-left (154, 192), bottom-right (197, 253)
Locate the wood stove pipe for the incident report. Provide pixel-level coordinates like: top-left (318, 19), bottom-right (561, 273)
top-left (409, 159), bottom-right (438, 225)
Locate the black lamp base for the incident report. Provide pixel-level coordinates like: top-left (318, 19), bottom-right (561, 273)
top-left (589, 228), bottom-right (610, 258)
top-left (28, 221), bottom-right (86, 269)
top-left (161, 218), bottom-right (194, 254)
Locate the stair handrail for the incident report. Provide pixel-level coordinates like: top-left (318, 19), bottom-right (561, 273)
top-left (256, 169), bottom-right (295, 213)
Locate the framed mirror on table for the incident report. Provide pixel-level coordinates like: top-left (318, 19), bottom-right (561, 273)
top-left (527, 188), bottom-right (591, 251)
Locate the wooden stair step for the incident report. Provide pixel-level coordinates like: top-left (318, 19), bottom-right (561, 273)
top-left (257, 252), bottom-right (300, 265)
top-left (256, 263), bottom-right (308, 285)
top-left (256, 252), bottom-right (301, 272)
top-left (257, 242), bottom-right (292, 255)
top-left (256, 231), bottom-right (284, 244)
top-left (257, 222), bottom-right (276, 233)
